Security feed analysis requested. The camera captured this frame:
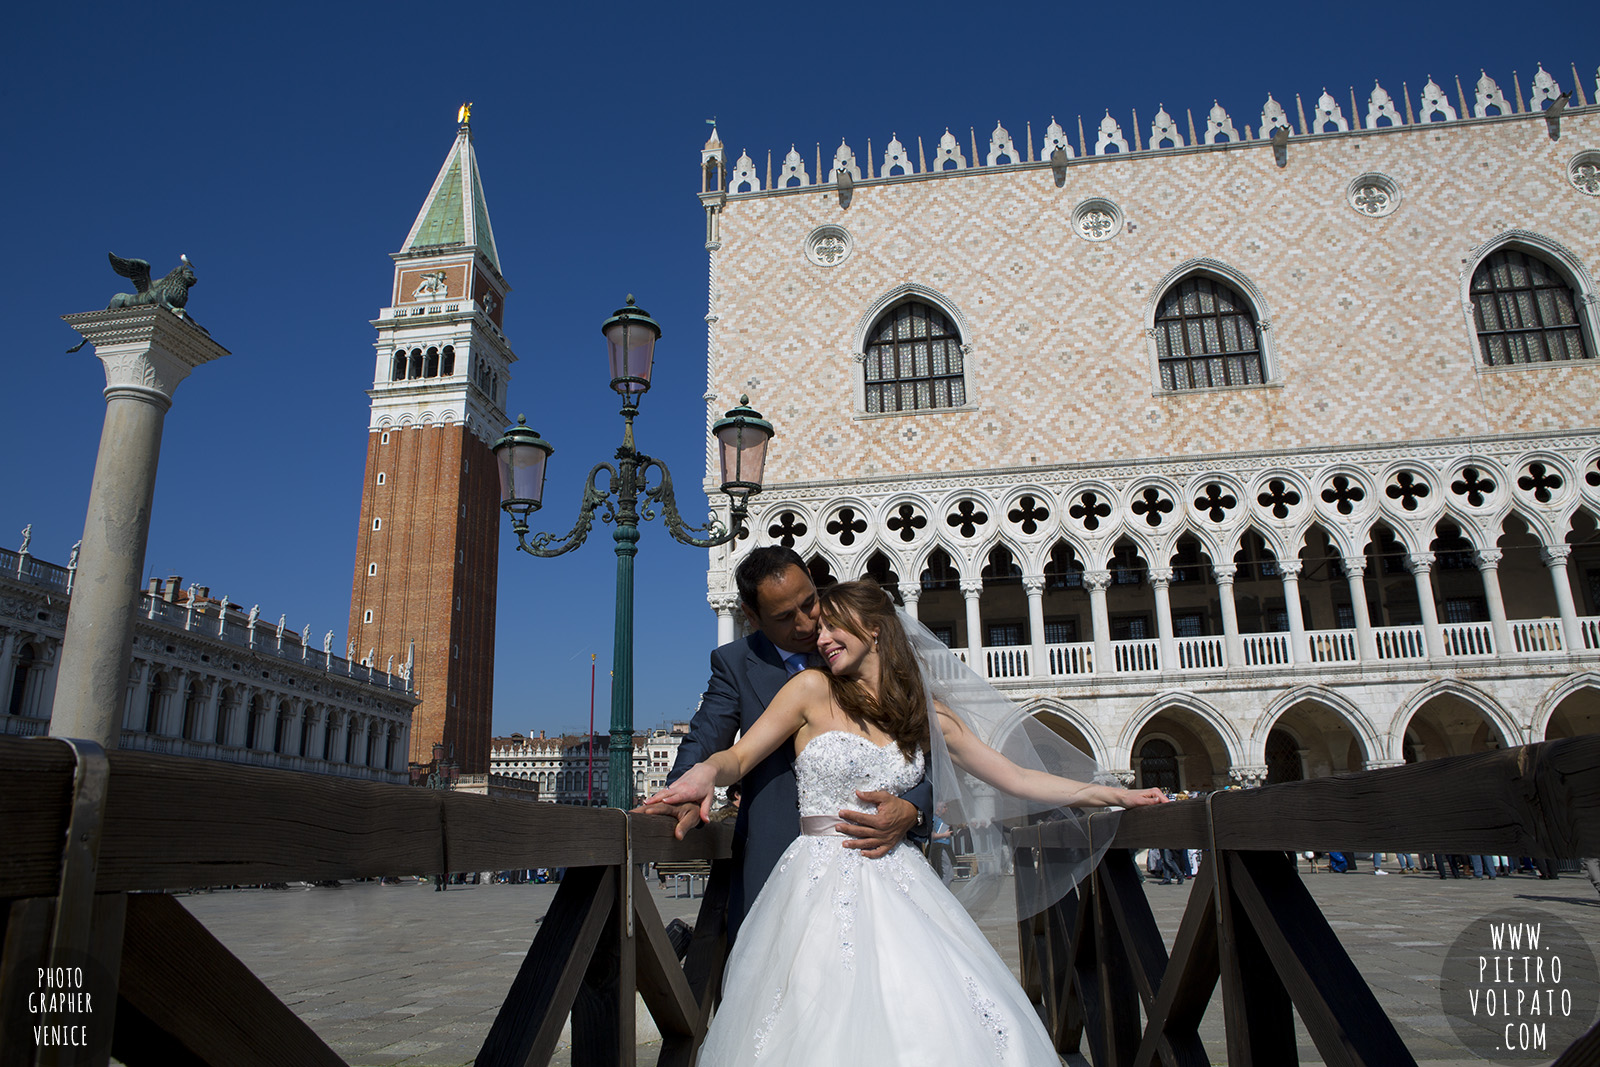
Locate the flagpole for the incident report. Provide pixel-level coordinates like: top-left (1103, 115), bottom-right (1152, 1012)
top-left (587, 654), bottom-right (596, 806)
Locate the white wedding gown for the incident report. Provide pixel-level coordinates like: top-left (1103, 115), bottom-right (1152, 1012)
top-left (697, 730), bottom-right (1060, 1065)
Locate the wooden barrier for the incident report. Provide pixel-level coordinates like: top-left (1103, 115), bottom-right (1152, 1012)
top-left (0, 734), bottom-right (731, 1067)
top-left (1011, 735), bottom-right (1600, 1066)
top-left (4, 733), bottom-right (1599, 1065)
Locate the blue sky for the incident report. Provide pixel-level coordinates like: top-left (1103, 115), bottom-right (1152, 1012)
top-left (3, 2), bottom-right (1594, 738)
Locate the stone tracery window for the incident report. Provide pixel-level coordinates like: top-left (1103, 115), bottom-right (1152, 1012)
top-left (1153, 276), bottom-right (1264, 390)
top-left (863, 301), bottom-right (966, 413)
top-left (1470, 248), bottom-right (1591, 366)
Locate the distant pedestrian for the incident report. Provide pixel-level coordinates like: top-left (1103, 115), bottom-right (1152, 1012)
top-left (1583, 858), bottom-right (1600, 899)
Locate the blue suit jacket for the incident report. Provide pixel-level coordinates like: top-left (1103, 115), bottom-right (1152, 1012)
top-left (668, 631), bottom-right (933, 940)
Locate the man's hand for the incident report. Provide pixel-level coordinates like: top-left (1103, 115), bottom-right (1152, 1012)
top-left (837, 791), bottom-right (918, 858)
top-left (632, 800), bottom-right (704, 840)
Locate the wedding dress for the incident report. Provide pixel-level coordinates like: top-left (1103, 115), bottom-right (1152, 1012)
top-left (696, 730), bottom-right (1059, 1065)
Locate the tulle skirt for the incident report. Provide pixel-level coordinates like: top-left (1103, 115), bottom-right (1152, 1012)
top-left (697, 835), bottom-right (1059, 1065)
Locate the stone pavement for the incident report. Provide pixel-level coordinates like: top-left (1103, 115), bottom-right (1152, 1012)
top-left (157, 863), bottom-right (1599, 1066)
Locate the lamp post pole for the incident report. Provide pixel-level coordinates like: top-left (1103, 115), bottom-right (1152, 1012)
top-left (494, 297), bottom-right (773, 810)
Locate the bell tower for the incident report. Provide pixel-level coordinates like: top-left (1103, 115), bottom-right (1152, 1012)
top-left (349, 105), bottom-right (514, 774)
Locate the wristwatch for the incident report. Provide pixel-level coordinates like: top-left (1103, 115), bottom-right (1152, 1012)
top-left (913, 808), bottom-right (926, 830)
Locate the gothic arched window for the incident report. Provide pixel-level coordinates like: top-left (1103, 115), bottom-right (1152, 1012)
top-left (863, 302), bottom-right (966, 413)
top-left (1153, 276), bottom-right (1264, 390)
top-left (1470, 248), bottom-right (1592, 366)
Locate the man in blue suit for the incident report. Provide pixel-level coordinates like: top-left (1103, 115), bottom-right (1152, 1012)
top-left (640, 546), bottom-right (932, 939)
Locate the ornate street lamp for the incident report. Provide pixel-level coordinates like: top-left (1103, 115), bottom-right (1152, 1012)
top-left (493, 296), bottom-right (773, 808)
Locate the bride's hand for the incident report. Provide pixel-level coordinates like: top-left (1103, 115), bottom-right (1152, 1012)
top-left (641, 763), bottom-right (719, 825)
top-left (1116, 787), bottom-right (1169, 807)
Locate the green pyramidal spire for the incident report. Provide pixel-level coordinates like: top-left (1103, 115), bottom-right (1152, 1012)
top-left (400, 114), bottom-right (501, 271)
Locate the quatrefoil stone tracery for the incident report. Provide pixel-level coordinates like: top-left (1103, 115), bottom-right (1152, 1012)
top-left (1194, 483), bottom-right (1238, 523)
top-left (946, 500), bottom-right (989, 538)
top-left (767, 510), bottom-right (808, 547)
top-left (826, 507), bottom-right (868, 545)
top-left (886, 503), bottom-right (927, 543)
top-left (1321, 475), bottom-right (1366, 515)
top-left (1517, 462), bottom-right (1564, 504)
top-left (1256, 478), bottom-right (1302, 520)
top-left (1007, 495), bottom-right (1050, 534)
top-left (1070, 491), bottom-right (1112, 531)
top-left (1450, 467), bottom-right (1496, 508)
top-left (1130, 487), bottom-right (1173, 528)
top-left (1385, 471), bottom-right (1431, 511)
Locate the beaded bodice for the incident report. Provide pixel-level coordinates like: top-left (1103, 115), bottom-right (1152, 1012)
top-left (794, 731), bottom-right (925, 817)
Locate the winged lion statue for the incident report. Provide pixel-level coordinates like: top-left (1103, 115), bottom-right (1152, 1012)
top-left (67, 253), bottom-right (201, 352)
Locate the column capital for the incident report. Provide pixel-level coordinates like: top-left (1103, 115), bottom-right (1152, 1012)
top-left (1229, 764), bottom-right (1270, 788)
top-left (1084, 569), bottom-right (1112, 593)
top-left (1108, 769), bottom-right (1136, 787)
top-left (958, 578), bottom-right (985, 597)
top-left (62, 305), bottom-right (230, 405)
top-left (1021, 574), bottom-right (1046, 595)
top-left (1212, 563), bottom-right (1238, 583)
top-left (707, 592), bottom-right (741, 614)
top-left (1365, 758), bottom-right (1407, 771)
top-left (1278, 560), bottom-right (1303, 580)
top-left (896, 582), bottom-right (922, 604)
top-left (1405, 551), bottom-right (1436, 573)
top-left (1341, 557), bottom-right (1366, 578)
top-left (1541, 544), bottom-right (1573, 566)
top-left (1474, 548), bottom-right (1504, 568)
top-left (1148, 567), bottom-right (1173, 588)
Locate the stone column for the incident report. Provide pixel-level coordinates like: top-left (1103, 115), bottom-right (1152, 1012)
top-left (1407, 552), bottom-right (1445, 657)
top-left (897, 583), bottom-right (922, 621)
top-left (52, 307), bottom-right (228, 747)
top-left (1023, 575), bottom-right (1047, 679)
top-left (1150, 568), bottom-right (1175, 671)
top-left (1214, 564), bottom-right (1243, 667)
top-left (331, 711), bottom-right (351, 764)
top-left (1475, 548), bottom-right (1513, 654)
top-left (1541, 545), bottom-right (1584, 651)
top-left (160, 669), bottom-right (189, 737)
top-left (1279, 561), bottom-right (1306, 664)
top-left (1344, 559), bottom-right (1377, 661)
top-left (122, 661), bottom-right (149, 733)
top-left (709, 593), bottom-right (740, 647)
top-left (198, 679), bottom-right (222, 744)
top-left (1085, 570), bottom-right (1112, 675)
top-left (960, 578), bottom-right (985, 669)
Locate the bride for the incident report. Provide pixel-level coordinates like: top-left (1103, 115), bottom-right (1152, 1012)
top-left (644, 579), bottom-right (1166, 1064)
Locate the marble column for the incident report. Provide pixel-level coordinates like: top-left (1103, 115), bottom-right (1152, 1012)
top-left (1085, 570), bottom-right (1112, 675)
top-left (1023, 575), bottom-right (1047, 679)
top-left (1213, 564), bottom-right (1243, 667)
top-left (1540, 545), bottom-right (1583, 651)
top-left (1150, 568), bottom-right (1175, 671)
top-left (710, 593), bottom-right (741, 647)
top-left (1344, 559), bottom-right (1377, 661)
top-left (1407, 552), bottom-right (1445, 658)
top-left (897, 583), bottom-right (922, 621)
top-left (960, 578), bottom-right (985, 669)
top-left (1474, 548), bottom-right (1513, 654)
top-left (52, 307), bottom-right (228, 747)
top-left (1279, 561), bottom-right (1307, 665)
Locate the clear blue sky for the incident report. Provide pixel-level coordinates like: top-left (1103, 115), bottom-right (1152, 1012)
top-left (3, 2), bottom-right (1593, 738)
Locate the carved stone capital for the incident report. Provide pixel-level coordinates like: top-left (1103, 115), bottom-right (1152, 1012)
top-left (897, 582), bottom-right (922, 604)
top-left (1541, 545), bottom-right (1573, 567)
top-left (1084, 569), bottom-right (1112, 593)
top-left (708, 593), bottom-right (742, 614)
top-left (1365, 758), bottom-right (1407, 771)
top-left (1474, 548), bottom-right (1503, 568)
top-left (1341, 558), bottom-right (1366, 578)
top-left (1229, 764), bottom-right (1269, 788)
top-left (1109, 769), bottom-right (1136, 787)
top-left (1278, 560), bottom-right (1303, 580)
top-left (1212, 563), bottom-right (1238, 583)
top-left (1406, 551), bottom-right (1436, 573)
top-left (1021, 574), bottom-right (1046, 595)
top-left (958, 578), bottom-right (985, 597)
top-left (62, 306), bottom-right (230, 406)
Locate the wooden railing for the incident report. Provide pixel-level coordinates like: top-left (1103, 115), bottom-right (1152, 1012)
top-left (1010, 736), bottom-right (1600, 1066)
top-left (0, 734), bottom-right (732, 1067)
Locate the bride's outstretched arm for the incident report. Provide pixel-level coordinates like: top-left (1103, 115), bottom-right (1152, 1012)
top-left (642, 672), bottom-right (824, 822)
top-left (935, 705), bottom-right (1168, 809)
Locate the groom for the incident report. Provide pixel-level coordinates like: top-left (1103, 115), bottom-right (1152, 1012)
top-left (639, 546), bottom-right (932, 939)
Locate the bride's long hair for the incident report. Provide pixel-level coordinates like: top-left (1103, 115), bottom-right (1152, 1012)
top-left (816, 580), bottom-right (929, 760)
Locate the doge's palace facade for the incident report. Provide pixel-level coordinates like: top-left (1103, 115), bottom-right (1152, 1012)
top-left (697, 64), bottom-right (1600, 789)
